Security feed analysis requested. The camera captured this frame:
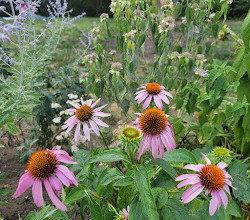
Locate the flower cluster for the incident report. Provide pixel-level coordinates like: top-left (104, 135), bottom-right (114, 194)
top-left (100, 13), bottom-right (109, 22)
top-left (82, 52), bottom-right (98, 64)
top-left (124, 30), bottom-right (137, 40)
top-left (110, 62), bottom-right (123, 74)
top-left (160, 0), bottom-right (173, 10)
top-left (158, 16), bottom-right (175, 33)
top-left (194, 67), bottom-right (209, 77)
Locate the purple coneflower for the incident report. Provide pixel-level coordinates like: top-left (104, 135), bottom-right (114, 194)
top-left (136, 108), bottom-right (176, 160)
top-left (135, 82), bottom-right (172, 110)
top-left (121, 206), bottom-right (129, 220)
top-left (175, 153), bottom-right (236, 216)
top-left (62, 98), bottom-right (110, 141)
top-left (13, 147), bottom-right (78, 211)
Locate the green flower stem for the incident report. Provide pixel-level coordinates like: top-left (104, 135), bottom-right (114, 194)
top-left (100, 130), bottom-right (109, 150)
top-left (78, 184), bottom-right (118, 215)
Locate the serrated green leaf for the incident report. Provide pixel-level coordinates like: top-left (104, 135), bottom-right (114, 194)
top-left (149, 159), bottom-right (177, 179)
top-left (230, 199), bottom-right (242, 217)
top-left (64, 187), bottom-right (85, 204)
top-left (128, 196), bottom-right (149, 220)
top-left (164, 149), bottom-right (197, 164)
top-left (98, 167), bottom-right (124, 185)
top-left (113, 177), bottom-right (134, 187)
top-left (85, 191), bottom-right (103, 220)
top-left (135, 166), bottom-right (159, 219)
top-left (152, 187), bottom-right (168, 210)
top-left (4, 122), bottom-right (20, 135)
top-left (89, 150), bottom-right (128, 163)
top-left (242, 11), bottom-right (250, 51)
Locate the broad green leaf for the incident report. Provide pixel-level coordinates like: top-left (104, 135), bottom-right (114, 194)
top-left (0, 201), bottom-right (9, 206)
top-left (128, 196), bottom-right (149, 220)
top-left (161, 198), bottom-right (190, 220)
top-left (137, 34), bottom-right (146, 48)
top-left (135, 166), bottom-right (159, 219)
top-left (149, 159), bottom-right (177, 179)
top-left (64, 187), bottom-right (85, 204)
top-left (98, 167), bottom-right (124, 185)
top-left (4, 122), bottom-right (20, 135)
top-left (0, 173), bottom-right (8, 180)
top-left (242, 11), bottom-right (250, 51)
top-left (113, 177), bottom-right (134, 187)
top-left (85, 191), bottom-right (103, 220)
top-left (192, 146), bottom-right (213, 162)
top-left (164, 149), bottom-right (197, 164)
top-left (89, 150), bottom-right (128, 163)
top-left (232, 47), bottom-right (247, 82)
top-left (104, 205), bottom-right (115, 220)
top-left (0, 189), bottom-right (14, 198)
top-left (71, 149), bottom-right (91, 173)
top-left (152, 187), bottom-right (168, 210)
top-left (230, 199), bottom-right (242, 217)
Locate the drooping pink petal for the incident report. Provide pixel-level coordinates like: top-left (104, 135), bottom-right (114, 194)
top-left (55, 169), bottom-right (70, 187)
top-left (224, 179), bottom-right (237, 190)
top-left (217, 162), bottom-right (227, 170)
top-left (151, 135), bottom-right (158, 159)
top-left (158, 93), bottom-right (170, 105)
top-left (135, 91), bottom-right (148, 101)
top-left (86, 99), bottom-right (92, 106)
top-left (13, 173), bottom-right (34, 198)
top-left (135, 89), bottom-right (145, 95)
top-left (201, 152), bottom-right (211, 165)
top-left (154, 95), bottom-right (163, 110)
top-left (158, 135), bottom-right (164, 159)
top-left (89, 119), bottom-right (100, 136)
top-left (65, 117), bottom-right (78, 134)
top-left (205, 189), bottom-right (211, 196)
top-left (136, 92), bottom-right (149, 104)
top-left (223, 170), bottom-right (232, 179)
top-left (66, 101), bottom-right (80, 109)
top-left (177, 178), bottom-right (201, 188)
top-left (223, 185), bottom-right (232, 199)
top-left (83, 122), bottom-right (90, 141)
top-left (57, 155), bottom-right (78, 164)
top-left (163, 130), bottom-right (176, 149)
top-left (74, 121), bottom-right (81, 141)
top-left (65, 108), bottom-right (76, 113)
top-left (209, 191), bottom-right (218, 216)
top-left (175, 174), bottom-right (200, 181)
top-left (92, 117), bottom-right (109, 127)
top-left (80, 97), bottom-right (84, 105)
top-left (218, 189), bottom-right (228, 209)
top-left (143, 95), bottom-right (152, 109)
top-left (56, 165), bottom-right (78, 186)
top-left (44, 179), bottom-right (67, 211)
top-left (49, 175), bottom-right (62, 192)
top-left (92, 112), bottom-right (111, 117)
top-left (161, 90), bottom-right (173, 98)
top-left (159, 133), bottom-right (172, 153)
top-left (93, 104), bottom-right (108, 113)
top-left (91, 98), bottom-right (101, 108)
top-left (137, 134), bottom-right (149, 160)
top-left (32, 179), bottom-right (43, 207)
top-left (183, 164), bottom-right (204, 172)
top-left (52, 150), bottom-right (69, 157)
top-left (181, 183), bottom-right (204, 203)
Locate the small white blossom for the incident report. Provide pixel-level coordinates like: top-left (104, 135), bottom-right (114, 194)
top-left (53, 117), bottom-right (62, 123)
top-left (71, 145), bottom-right (79, 152)
top-left (56, 135), bottom-right (63, 140)
top-left (59, 111), bottom-right (65, 115)
top-left (55, 145), bottom-right (62, 150)
top-left (67, 93), bottom-right (78, 99)
top-left (51, 103), bottom-right (61, 109)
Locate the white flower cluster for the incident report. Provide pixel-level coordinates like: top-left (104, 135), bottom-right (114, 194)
top-left (133, 9), bottom-right (145, 18)
top-left (160, 0), bottom-right (173, 10)
top-left (91, 26), bottom-right (100, 36)
top-left (67, 93), bottom-right (78, 99)
top-left (194, 67), bottom-right (209, 77)
top-left (110, 0), bottom-right (130, 13)
top-left (124, 30), bottom-right (137, 39)
top-left (100, 13), bottom-right (109, 22)
top-left (53, 117), bottom-right (61, 124)
top-left (51, 103), bottom-right (62, 109)
top-left (56, 131), bottom-right (69, 141)
top-left (82, 52), bottom-right (98, 64)
top-left (110, 62), bottom-right (123, 74)
top-left (158, 16), bottom-right (175, 33)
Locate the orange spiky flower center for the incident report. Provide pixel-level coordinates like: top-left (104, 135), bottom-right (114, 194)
top-left (199, 165), bottom-right (225, 190)
top-left (139, 108), bottom-right (167, 135)
top-left (146, 82), bottom-right (161, 95)
top-left (75, 105), bottom-right (92, 121)
top-left (27, 151), bottom-right (57, 179)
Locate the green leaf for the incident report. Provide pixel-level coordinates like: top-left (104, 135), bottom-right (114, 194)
top-left (149, 159), bottom-right (177, 179)
top-left (64, 187), bottom-right (85, 204)
top-left (230, 199), bottom-right (242, 218)
top-left (232, 47), bottom-right (247, 82)
top-left (0, 173), bottom-right (8, 180)
top-left (185, 7), bottom-right (192, 24)
top-left (85, 191), bottom-right (103, 220)
top-left (152, 187), bottom-right (168, 210)
top-left (192, 146), bottom-right (213, 162)
top-left (98, 167), bottom-right (124, 185)
top-left (137, 34), bottom-right (146, 48)
top-left (161, 198), bottom-right (190, 220)
top-left (128, 196), bottom-right (149, 220)
top-left (135, 166), bottom-right (159, 219)
top-left (0, 201), bottom-right (9, 206)
top-left (4, 122), bottom-right (20, 135)
top-left (104, 205), bottom-right (115, 220)
top-left (164, 149), bottom-right (197, 164)
top-left (0, 189), bottom-right (14, 198)
top-left (113, 177), bottom-right (134, 187)
top-left (89, 150), bottom-right (128, 163)
top-left (242, 11), bottom-right (250, 51)
top-left (71, 149), bottom-right (91, 173)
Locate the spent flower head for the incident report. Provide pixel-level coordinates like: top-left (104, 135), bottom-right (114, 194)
top-left (100, 13), bottom-right (109, 22)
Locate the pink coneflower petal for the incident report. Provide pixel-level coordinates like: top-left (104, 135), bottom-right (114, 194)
top-left (56, 165), bottom-right (78, 186)
top-left (158, 93), bottom-right (170, 104)
top-left (182, 183), bottom-right (204, 203)
top-left (223, 185), bottom-right (232, 199)
top-left (154, 95), bottom-right (163, 109)
top-left (217, 162), bottom-right (227, 169)
top-left (74, 121), bottom-right (81, 141)
top-left (161, 90), bottom-right (173, 98)
top-left (177, 178), bottom-right (201, 188)
top-left (158, 135), bottom-right (164, 159)
top-left (51, 149), bottom-right (69, 156)
top-left (80, 97), bottom-right (84, 105)
top-left (223, 170), bottom-right (232, 179)
top-left (83, 122), bottom-right (90, 141)
top-left (57, 155), bottom-right (78, 164)
top-left (136, 92), bottom-right (149, 104)
top-left (91, 98), bottom-right (101, 108)
top-left (175, 174), bottom-right (200, 181)
top-left (209, 191), bottom-right (218, 216)
top-left (32, 179), bottom-right (43, 207)
top-left (183, 164), bottom-right (204, 172)
top-left (143, 95), bottom-right (152, 109)
top-left (44, 179), bottom-right (67, 211)
top-left (55, 169), bottom-right (71, 187)
top-left (205, 189), bottom-right (211, 196)
top-left (92, 117), bottom-right (109, 127)
top-left (218, 189), bottom-right (228, 209)
top-left (65, 117), bottom-right (78, 134)
top-left (65, 108), bottom-right (76, 113)
top-left (224, 179), bottom-right (237, 190)
top-left (49, 175), bottom-right (62, 192)
top-left (93, 112), bottom-right (111, 117)
top-left (93, 104), bottom-right (108, 113)
top-left (86, 99), bottom-right (92, 106)
top-left (201, 152), bottom-right (211, 164)
top-left (151, 135), bottom-right (158, 159)
top-left (13, 173), bottom-right (34, 198)
top-left (89, 119), bottom-right (100, 136)
top-left (66, 101), bottom-right (79, 109)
